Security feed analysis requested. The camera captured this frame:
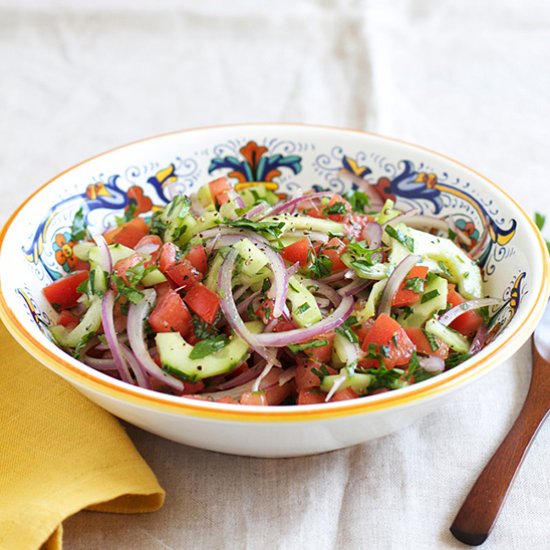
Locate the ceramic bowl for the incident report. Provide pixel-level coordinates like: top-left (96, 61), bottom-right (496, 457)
top-left (1, 124), bottom-right (548, 457)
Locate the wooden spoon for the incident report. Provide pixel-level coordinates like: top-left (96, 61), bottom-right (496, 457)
top-left (450, 301), bottom-right (550, 545)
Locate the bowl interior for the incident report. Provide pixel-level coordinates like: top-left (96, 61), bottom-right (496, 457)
top-left (0, 124), bottom-right (547, 411)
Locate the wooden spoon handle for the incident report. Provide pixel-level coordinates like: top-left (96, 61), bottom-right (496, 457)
top-left (450, 348), bottom-right (550, 545)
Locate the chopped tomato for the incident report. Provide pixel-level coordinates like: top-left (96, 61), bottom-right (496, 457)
top-left (301, 333), bottom-right (335, 363)
top-left (281, 238), bottom-right (310, 267)
top-left (256, 297), bottom-right (275, 324)
top-left (295, 359), bottom-right (337, 391)
top-left (113, 296), bottom-right (128, 333)
top-left (329, 388), bottom-right (359, 402)
top-left (240, 382), bottom-right (294, 406)
top-left (57, 309), bottom-right (80, 329)
top-left (186, 244), bottom-right (208, 275)
top-left (447, 284), bottom-right (483, 337)
top-left (103, 217), bottom-right (149, 248)
top-left (404, 327), bottom-right (449, 359)
top-left (300, 194), bottom-right (352, 223)
top-left (297, 389), bottom-right (327, 405)
top-left (272, 319), bottom-right (297, 332)
top-left (392, 265), bottom-right (429, 307)
top-left (240, 392), bottom-right (268, 405)
top-left (43, 270), bottom-right (89, 309)
top-left (153, 281), bottom-right (173, 303)
top-left (158, 243), bottom-right (201, 289)
top-left (183, 282), bottom-right (220, 324)
top-left (319, 237), bottom-right (347, 272)
top-left (180, 380), bottom-right (205, 395)
top-left (208, 177), bottom-right (232, 206)
top-left (148, 289), bottom-right (193, 337)
top-left (360, 313), bottom-right (415, 369)
top-left (113, 253), bottom-right (144, 286)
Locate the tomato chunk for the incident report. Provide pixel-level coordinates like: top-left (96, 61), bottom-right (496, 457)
top-left (404, 327), bottom-right (449, 359)
top-left (300, 333), bottom-right (335, 363)
top-left (281, 238), bottom-right (310, 267)
top-left (148, 289), bottom-right (193, 337)
top-left (295, 359), bottom-right (336, 391)
top-left (329, 388), bottom-right (359, 402)
top-left (113, 253), bottom-right (144, 286)
top-left (208, 177), bottom-right (232, 206)
top-left (392, 265), bottom-right (429, 308)
top-left (297, 389), bottom-right (327, 405)
top-left (186, 244), bottom-right (208, 275)
top-left (43, 270), bottom-right (89, 309)
top-left (360, 313), bottom-right (415, 369)
top-left (183, 282), bottom-right (220, 324)
top-left (319, 237), bottom-right (347, 272)
top-left (447, 284), bottom-right (483, 337)
top-left (158, 243), bottom-right (201, 289)
top-left (57, 309), bottom-right (80, 329)
top-left (103, 217), bottom-right (149, 248)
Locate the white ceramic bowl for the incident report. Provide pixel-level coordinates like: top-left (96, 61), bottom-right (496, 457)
top-left (1, 124), bottom-right (548, 457)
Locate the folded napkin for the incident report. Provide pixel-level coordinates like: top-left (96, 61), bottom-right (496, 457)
top-left (0, 321), bottom-right (165, 550)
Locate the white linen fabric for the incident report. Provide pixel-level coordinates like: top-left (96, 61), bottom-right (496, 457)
top-left (1, 1), bottom-right (548, 548)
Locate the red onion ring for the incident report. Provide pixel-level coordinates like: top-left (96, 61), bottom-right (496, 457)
top-left (92, 233), bottom-right (112, 272)
top-left (338, 278), bottom-right (371, 297)
top-left (418, 355), bottom-right (445, 373)
top-left (101, 290), bottom-right (133, 384)
top-left (218, 248), bottom-right (279, 365)
top-left (135, 241), bottom-right (160, 255)
top-left (438, 298), bottom-right (500, 326)
top-left (301, 278), bottom-right (342, 306)
top-left (362, 222), bottom-right (383, 248)
top-left (469, 324), bottom-right (489, 354)
top-left (81, 354), bottom-right (117, 371)
top-left (244, 202), bottom-right (269, 220)
top-left (120, 344), bottom-right (150, 389)
top-left (319, 269), bottom-right (354, 284)
top-left (377, 254), bottom-right (421, 316)
top-left (253, 295), bottom-right (354, 347)
top-left (213, 362), bottom-right (266, 391)
top-left (127, 289), bottom-right (184, 391)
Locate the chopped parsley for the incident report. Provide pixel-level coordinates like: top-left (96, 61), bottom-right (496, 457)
top-left (445, 352), bottom-right (472, 368)
top-left (150, 210), bottom-right (168, 237)
top-left (224, 219), bottom-right (286, 240)
top-left (437, 260), bottom-right (452, 277)
top-left (311, 364), bottom-right (331, 379)
top-left (308, 251), bottom-right (333, 278)
top-left (189, 334), bottom-right (229, 359)
top-left (422, 329), bottom-right (439, 351)
top-left (385, 225), bottom-right (415, 253)
top-left (421, 289), bottom-right (440, 304)
top-left (192, 316), bottom-right (219, 339)
top-left (288, 339), bottom-right (328, 353)
top-left (294, 302), bottom-right (311, 315)
top-left (404, 276), bottom-right (425, 294)
top-left (70, 207), bottom-right (87, 242)
top-left (323, 202), bottom-right (348, 215)
top-left (335, 315), bottom-right (359, 343)
top-left (361, 364), bottom-right (405, 391)
top-left (342, 190), bottom-right (370, 213)
top-left (112, 263), bottom-right (156, 304)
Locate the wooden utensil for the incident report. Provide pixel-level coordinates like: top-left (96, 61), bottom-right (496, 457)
top-left (450, 301), bottom-right (550, 545)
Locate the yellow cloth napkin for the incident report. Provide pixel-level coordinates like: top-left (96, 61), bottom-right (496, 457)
top-left (0, 321), bottom-right (165, 550)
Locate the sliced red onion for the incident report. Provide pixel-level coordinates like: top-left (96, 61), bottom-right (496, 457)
top-left (127, 289), bottom-right (184, 391)
top-left (101, 290), bottom-right (133, 384)
top-left (244, 202), bottom-right (269, 220)
top-left (118, 344), bottom-right (150, 389)
top-left (204, 233), bottom-right (220, 257)
top-left (190, 193), bottom-right (207, 217)
top-left (213, 362), bottom-right (266, 391)
top-left (469, 324), bottom-right (489, 355)
top-left (92, 233), bottom-right (112, 272)
top-left (228, 189), bottom-right (245, 209)
top-left (418, 355), bottom-right (445, 373)
top-left (81, 354), bottom-right (117, 371)
top-left (261, 191), bottom-right (338, 218)
top-left (278, 366), bottom-right (297, 386)
top-left (362, 222), bottom-right (383, 248)
top-left (135, 241), bottom-right (160, 255)
top-left (236, 290), bottom-right (261, 315)
top-left (252, 362), bottom-right (275, 392)
top-left (319, 269), bottom-right (354, 284)
top-left (287, 261), bottom-right (300, 278)
top-left (301, 278), bottom-right (342, 306)
top-left (254, 295), bottom-right (354, 347)
top-left (338, 278), bottom-right (371, 297)
top-left (377, 254), bottom-right (421, 316)
top-left (218, 248), bottom-right (279, 365)
top-left (438, 298), bottom-right (500, 326)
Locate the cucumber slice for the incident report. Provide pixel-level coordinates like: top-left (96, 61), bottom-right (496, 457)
top-left (89, 243), bottom-right (134, 267)
top-left (156, 322), bottom-right (262, 381)
top-left (261, 213), bottom-right (345, 237)
top-left (205, 251), bottom-right (225, 291)
top-left (141, 268), bottom-right (167, 287)
top-left (376, 199), bottom-right (401, 224)
top-left (320, 372), bottom-right (373, 394)
top-left (425, 318), bottom-right (470, 353)
top-left (239, 185), bottom-right (279, 207)
top-left (234, 238), bottom-right (269, 276)
top-left (388, 223), bottom-right (482, 299)
top-left (49, 296), bottom-right (102, 348)
top-left (73, 242), bottom-right (95, 261)
top-left (399, 275), bottom-right (448, 328)
top-left (287, 275), bottom-right (322, 328)
top-left (355, 279), bottom-right (386, 322)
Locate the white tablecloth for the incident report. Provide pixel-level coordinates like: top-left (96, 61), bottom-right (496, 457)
top-left (1, 1), bottom-right (549, 548)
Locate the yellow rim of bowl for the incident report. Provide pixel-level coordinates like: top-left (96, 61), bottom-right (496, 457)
top-left (1, 123), bottom-right (549, 422)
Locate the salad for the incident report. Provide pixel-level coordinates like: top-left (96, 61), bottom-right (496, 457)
top-left (43, 177), bottom-right (499, 406)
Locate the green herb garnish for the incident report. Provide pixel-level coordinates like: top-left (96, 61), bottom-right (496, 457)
top-left (323, 202), bottom-right (348, 215)
top-left (335, 315), bottom-right (359, 343)
top-left (421, 289), bottom-right (440, 304)
top-left (294, 302), bottom-right (311, 315)
top-left (404, 276), bottom-right (425, 294)
top-left (189, 334), bottom-right (229, 359)
top-left (288, 339), bottom-right (328, 353)
top-left (224, 219), bottom-right (286, 240)
top-left (385, 225), bottom-right (415, 253)
top-left (342, 190), bottom-right (370, 213)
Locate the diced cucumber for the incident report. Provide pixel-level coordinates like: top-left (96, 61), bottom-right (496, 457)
top-left (92, 264), bottom-right (107, 294)
top-left (399, 275), bottom-right (448, 327)
top-left (425, 319), bottom-right (470, 353)
top-left (320, 372), bottom-right (373, 394)
top-left (89, 243), bottom-right (134, 267)
top-left (191, 211), bottom-right (223, 236)
top-left (341, 253), bottom-right (391, 280)
top-left (287, 275), bottom-right (322, 327)
top-left (219, 201), bottom-right (238, 220)
top-left (376, 199), bottom-right (402, 224)
top-left (355, 279), bottom-right (386, 322)
top-left (234, 238), bottom-right (269, 276)
top-left (73, 242), bottom-right (95, 261)
top-left (205, 251), bottom-right (225, 291)
top-left (239, 184), bottom-right (279, 207)
top-left (141, 268), bottom-right (167, 287)
top-left (333, 332), bottom-right (360, 366)
top-left (388, 223), bottom-right (482, 299)
top-left (261, 213), bottom-right (345, 237)
top-left (156, 322), bottom-right (262, 381)
top-left (49, 296), bottom-right (102, 348)
top-left (197, 183), bottom-right (214, 208)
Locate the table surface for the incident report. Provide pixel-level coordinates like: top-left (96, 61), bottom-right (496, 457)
top-left (1, 1), bottom-right (549, 548)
